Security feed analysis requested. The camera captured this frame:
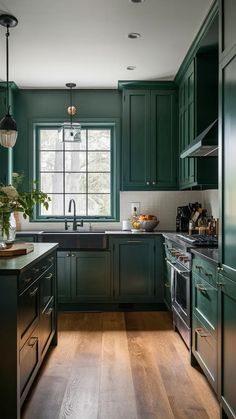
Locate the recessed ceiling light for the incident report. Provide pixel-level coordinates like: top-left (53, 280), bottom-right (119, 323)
top-left (128, 32), bottom-right (141, 39)
top-left (127, 66), bottom-right (136, 70)
top-left (129, 0), bottom-right (146, 3)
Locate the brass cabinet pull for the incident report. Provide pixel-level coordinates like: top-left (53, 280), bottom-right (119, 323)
top-left (32, 267), bottom-right (39, 273)
top-left (164, 282), bottom-right (170, 288)
top-left (195, 284), bottom-right (207, 293)
top-left (195, 265), bottom-right (203, 270)
top-left (41, 265), bottom-right (47, 270)
top-left (24, 276), bottom-right (32, 284)
top-left (45, 307), bottom-right (53, 316)
top-left (195, 328), bottom-right (210, 338)
top-left (29, 287), bottom-right (38, 297)
top-left (127, 240), bottom-right (142, 243)
top-left (45, 273), bottom-right (53, 280)
top-left (28, 337), bottom-right (38, 347)
top-left (205, 272), bottom-right (213, 277)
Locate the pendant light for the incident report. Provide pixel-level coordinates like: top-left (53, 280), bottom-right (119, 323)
top-left (0, 14), bottom-right (18, 148)
top-left (58, 83), bottom-right (81, 142)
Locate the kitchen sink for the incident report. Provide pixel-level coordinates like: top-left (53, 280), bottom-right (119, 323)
top-left (39, 231), bottom-right (107, 249)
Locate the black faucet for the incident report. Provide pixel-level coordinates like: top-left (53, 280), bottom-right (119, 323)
top-left (68, 199), bottom-right (83, 230)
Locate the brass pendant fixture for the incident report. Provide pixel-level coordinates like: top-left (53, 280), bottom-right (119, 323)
top-left (0, 14), bottom-right (18, 148)
top-left (59, 82), bottom-right (81, 142)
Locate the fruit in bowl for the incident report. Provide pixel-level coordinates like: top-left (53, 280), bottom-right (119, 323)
top-left (139, 214), bottom-right (157, 221)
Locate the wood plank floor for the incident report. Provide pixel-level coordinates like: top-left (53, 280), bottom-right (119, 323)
top-left (22, 312), bottom-right (220, 419)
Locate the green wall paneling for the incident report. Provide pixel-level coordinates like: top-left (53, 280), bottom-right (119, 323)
top-left (13, 89), bottom-right (122, 187)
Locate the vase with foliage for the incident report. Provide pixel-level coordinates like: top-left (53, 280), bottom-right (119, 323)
top-left (0, 179), bottom-right (50, 248)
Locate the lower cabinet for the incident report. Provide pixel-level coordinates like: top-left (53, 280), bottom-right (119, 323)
top-left (57, 251), bottom-right (111, 303)
top-left (0, 245), bottom-right (57, 419)
top-left (57, 236), bottom-right (164, 307)
top-left (218, 273), bottom-right (236, 419)
top-left (110, 235), bottom-right (164, 304)
top-left (191, 253), bottom-right (218, 393)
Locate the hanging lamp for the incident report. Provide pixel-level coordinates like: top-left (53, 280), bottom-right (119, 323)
top-left (0, 14), bottom-right (18, 148)
top-left (58, 82), bottom-right (81, 142)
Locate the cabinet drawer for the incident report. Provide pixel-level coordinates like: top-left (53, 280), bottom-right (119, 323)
top-left (20, 327), bottom-right (39, 395)
top-left (192, 255), bottom-right (217, 286)
top-left (192, 314), bottom-right (218, 393)
top-left (19, 280), bottom-right (39, 346)
top-left (40, 297), bottom-right (55, 356)
top-left (40, 267), bottom-right (54, 309)
top-left (192, 274), bottom-right (218, 337)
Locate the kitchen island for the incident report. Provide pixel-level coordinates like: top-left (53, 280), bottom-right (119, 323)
top-left (0, 242), bottom-right (58, 419)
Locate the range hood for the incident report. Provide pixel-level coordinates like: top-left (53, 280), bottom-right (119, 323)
top-left (180, 119), bottom-right (218, 158)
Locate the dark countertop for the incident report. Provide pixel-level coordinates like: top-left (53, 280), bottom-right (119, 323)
top-left (0, 243), bottom-right (58, 273)
top-left (191, 247), bottom-right (219, 264)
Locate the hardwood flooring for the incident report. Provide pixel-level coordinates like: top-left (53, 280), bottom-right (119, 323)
top-left (22, 312), bottom-right (220, 419)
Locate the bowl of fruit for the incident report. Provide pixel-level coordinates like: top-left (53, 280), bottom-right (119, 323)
top-left (138, 214), bottom-right (160, 232)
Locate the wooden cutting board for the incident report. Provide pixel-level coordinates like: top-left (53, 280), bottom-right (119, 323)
top-left (0, 242), bottom-right (34, 257)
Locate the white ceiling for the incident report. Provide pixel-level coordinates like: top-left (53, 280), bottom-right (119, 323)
top-left (0, 0), bottom-right (214, 89)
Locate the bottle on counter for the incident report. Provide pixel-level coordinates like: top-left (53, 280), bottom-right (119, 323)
top-left (189, 220), bottom-right (194, 235)
top-left (130, 206), bottom-right (141, 230)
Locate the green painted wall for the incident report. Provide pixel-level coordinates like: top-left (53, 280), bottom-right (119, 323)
top-left (13, 89), bottom-right (122, 184)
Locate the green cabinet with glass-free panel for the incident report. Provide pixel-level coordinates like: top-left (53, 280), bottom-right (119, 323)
top-left (191, 253), bottom-right (218, 393)
top-left (110, 235), bottom-right (164, 304)
top-left (57, 250), bottom-right (111, 304)
top-left (178, 57), bottom-right (218, 190)
top-left (219, 2), bottom-right (236, 417)
top-left (121, 83), bottom-right (178, 191)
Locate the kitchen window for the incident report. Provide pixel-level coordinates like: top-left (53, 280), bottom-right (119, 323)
top-left (33, 122), bottom-right (119, 221)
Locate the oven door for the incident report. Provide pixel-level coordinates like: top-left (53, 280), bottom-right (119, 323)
top-left (166, 260), bottom-right (190, 327)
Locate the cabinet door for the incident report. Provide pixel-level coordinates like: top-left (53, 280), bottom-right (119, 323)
top-left (71, 251), bottom-right (111, 302)
top-left (112, 238), bottom-right (155, 302)
top-left (220, 52), bottom-right (236, 278)
top-left (150, 90), bottom-right (177, 189)
top-left (218, 274), bottom-right (236, 418)
top-left (122, 90), bottom-right (151, 190)
top-left (57, 251), bottom-right (71, 302)
top-left (179, 61), bottom-right (195, 189)
top-left (220, 0), bottom-right (236, 57)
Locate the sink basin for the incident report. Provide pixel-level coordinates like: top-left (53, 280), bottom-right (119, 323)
top-left (41, 230), bottom-right (105, 234)
top-left (39, 231), bottom-right (107, 249)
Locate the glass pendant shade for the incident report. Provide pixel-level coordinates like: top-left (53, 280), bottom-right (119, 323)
top-left (59, 82), bottom-right (81, 142)
top-left (0, 113), bottom-right (18, 147)
top-left (0, 14), bottom-right (18, 148)
top-left (58, 122), bottom-right (81, 142)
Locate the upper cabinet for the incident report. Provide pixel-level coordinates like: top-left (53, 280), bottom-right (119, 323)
top-left (219, 0), bottom-right (236, 278)
top-left (120, 82), bottom-right (178, 191)
top-left (220, 0), bottom-right (236, 58)
top-left (177, 8), bottom-right (219, 190)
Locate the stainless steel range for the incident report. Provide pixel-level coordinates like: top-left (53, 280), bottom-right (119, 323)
top-left (163, 233), bottom-right (218, 349)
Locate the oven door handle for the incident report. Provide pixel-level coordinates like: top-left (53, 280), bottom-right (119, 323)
top-left (166, 259), bottom-right (189, 276)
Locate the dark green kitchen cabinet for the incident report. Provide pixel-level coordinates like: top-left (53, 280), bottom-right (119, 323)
top-left (71, 251), bottom-right (111, 302)
top-left (220, 0), bottom-right (236, 59)
top-left (179, 61), bottom-right (195, 189)
top-left (178, 12), bottom-right (218, 190)
top-left (219, 2), bottom-right (236, 417)
top-left (191, 254), bottom-right (218, 393)
top-left (121, 84), bottom-right (177, 191)
top-left (57, 251), bottom-right (111, 304)
top-left (110, 236), bottom-right (157, 302)
top-left (57, 251), bottom-right (71, 302)
top-left (218, 273), bottom-right (236, 419)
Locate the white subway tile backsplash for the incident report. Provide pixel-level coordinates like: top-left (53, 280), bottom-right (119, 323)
top-left (19, 189), bottom-right (219, 232)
